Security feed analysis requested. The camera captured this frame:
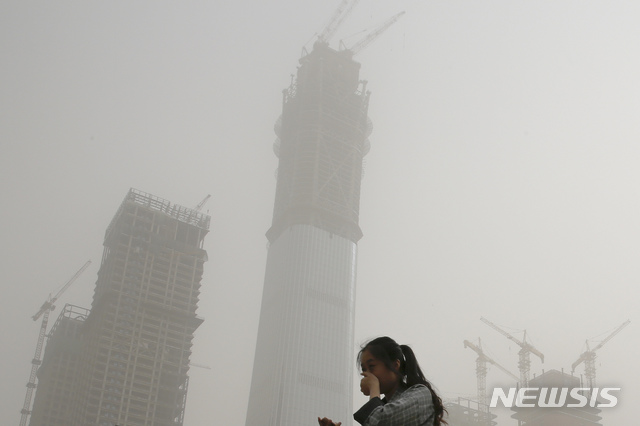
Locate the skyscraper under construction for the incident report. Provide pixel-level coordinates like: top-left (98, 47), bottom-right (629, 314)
top-left (245, 40), bottom-right (371, 426)
top-left (28, 189), bottom-right (210, 426)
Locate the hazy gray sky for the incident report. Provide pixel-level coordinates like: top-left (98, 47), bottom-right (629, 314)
top-left (2, 1), bottom-right (638, 424)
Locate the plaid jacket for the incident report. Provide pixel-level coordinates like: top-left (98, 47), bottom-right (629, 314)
top-left (353, 384), bottom-right (435, 426)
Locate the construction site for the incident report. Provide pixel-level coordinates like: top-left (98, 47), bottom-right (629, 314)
top-left (448, 317), bottom-right (630, 425)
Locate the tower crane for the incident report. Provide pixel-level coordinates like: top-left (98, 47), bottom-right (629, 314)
top-left (340, 11), bottom-right (406, 56)
top-left (571, 320), bottom-right (630, 389)
top-left (464, 339), bottom-right (519, 411)
top-left (193, 194), bottom-right (211, 212)
top-left (480, 317), bottom-right (544, 386)
top-left (19, 260), bottom-right (91, 426)
top-left (317, 0), bottom-right (361, 44)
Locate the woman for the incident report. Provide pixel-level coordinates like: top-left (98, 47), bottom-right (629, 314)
top-left (318, 336), bottom-right (447, 426)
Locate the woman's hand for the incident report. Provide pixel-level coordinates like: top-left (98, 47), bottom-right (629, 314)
top-left (360, 371), bottom-right (381, 399)
top-left (317, 416), bottom-right (341, 426)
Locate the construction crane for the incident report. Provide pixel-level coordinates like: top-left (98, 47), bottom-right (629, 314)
top-left (19, 260), bottom-right (91, 426)
top-left (317, 0), bottom-right (361, 44)
top-left (340, 11), bottom-right (406, 56)
top-left (193, 194), bottom-right (211, 212)
top-left (571, 320), bottom-right (630, 388)
top-left (480, 317), bottom-right (544, 386)
top-left (464, 339), bottom-right (519, 411)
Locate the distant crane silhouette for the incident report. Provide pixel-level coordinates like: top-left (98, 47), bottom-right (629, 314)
top-left (464, 338), bottom-right (519, 410)
top-left (480, 317), bottom-right (544, 386)
top-left (317, 0), bottom-right (361, 44)
top-left (193, 194), bottom-right (211, 212)
top-left (340, 11), bottom-right (406, 56)
top-left (571, 320), bottom-right (630, 388)
top-left (313, 0), bottom-right (404, 59)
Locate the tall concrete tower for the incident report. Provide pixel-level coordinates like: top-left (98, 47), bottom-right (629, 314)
top-left (245, 41), bottom-right (371, 426)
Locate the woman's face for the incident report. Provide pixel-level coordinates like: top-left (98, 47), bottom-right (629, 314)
top-left (360, 348), bottom-right (401, 395)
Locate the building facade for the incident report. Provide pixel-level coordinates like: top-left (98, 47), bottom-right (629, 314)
top-left (245, 42), bottom-right (371, 426)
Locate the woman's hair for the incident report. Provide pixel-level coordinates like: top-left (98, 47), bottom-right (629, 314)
top-left (358, 336), bottom-right (448, 425)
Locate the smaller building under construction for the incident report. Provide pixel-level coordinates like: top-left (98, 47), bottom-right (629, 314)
top-left (28, 304), bottom-right (90, 426)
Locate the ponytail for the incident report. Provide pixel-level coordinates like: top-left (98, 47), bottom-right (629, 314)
top-left (399, 345), bottom-right (422, 386)
top-left (359, 337), bottom-right (448, 425)
top-left (399, 345), bottom-right (447, 425)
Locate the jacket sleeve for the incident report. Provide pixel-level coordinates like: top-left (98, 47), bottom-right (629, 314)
top-left (353, 385), bottom-right (434, 426)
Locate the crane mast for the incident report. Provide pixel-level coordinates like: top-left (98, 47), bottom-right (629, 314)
top-left (571, 320), bottom-right (630, 389)
top-left (464, 338), bottom-right (519, 411)
top-left (19, 260), bottom-right (91, 426)
top-left (480, 317), bottom-right (544, 386)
